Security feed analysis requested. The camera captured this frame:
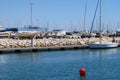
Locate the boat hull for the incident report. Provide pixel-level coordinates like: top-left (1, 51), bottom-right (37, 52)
top-left (88, 43), bottom-right (118, 49)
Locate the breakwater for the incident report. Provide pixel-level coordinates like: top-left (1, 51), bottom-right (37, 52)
top-left (0, 37), bottom-right (120, 53)
top-left (0, 38), bottom-right (88, 53)
top-left (0, 38), bottom-right (87, 49)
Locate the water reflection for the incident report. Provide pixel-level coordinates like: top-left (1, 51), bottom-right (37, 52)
top-left (99, 50), bottom-right (103, 80)
top-left (0, 55), bottom-right (7, 63)
top-left (80, 75), bottom-right (86, 80)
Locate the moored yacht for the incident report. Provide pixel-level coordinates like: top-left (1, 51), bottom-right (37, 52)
top-left (89, 42), bottom-right (118, 49)
top-left (88, 0), bottom-right (118, 49)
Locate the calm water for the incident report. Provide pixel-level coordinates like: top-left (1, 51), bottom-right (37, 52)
top-left (0, 48), bottom-right (120, 80)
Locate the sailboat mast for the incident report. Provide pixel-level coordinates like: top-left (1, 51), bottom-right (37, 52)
top-left (99, 0), bottom-right (102, 43)
top-left (30, 3), bottom-right (33, 27)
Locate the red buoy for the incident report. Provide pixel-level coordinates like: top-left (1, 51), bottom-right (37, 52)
top-left (79, 68), bottom-right (86, 76)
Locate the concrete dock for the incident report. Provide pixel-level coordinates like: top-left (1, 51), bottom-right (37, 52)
top-left (0, 45), bottom-right (88, 54)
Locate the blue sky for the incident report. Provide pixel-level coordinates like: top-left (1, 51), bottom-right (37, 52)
top-left (0, 0), bottom-right (120, 30)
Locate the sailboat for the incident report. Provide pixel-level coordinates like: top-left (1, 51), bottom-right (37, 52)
top-left (88, 0), bottom-right (118, 49)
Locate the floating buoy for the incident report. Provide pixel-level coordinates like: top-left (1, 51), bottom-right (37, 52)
top-left (79, 68), bottom-right (86, 76)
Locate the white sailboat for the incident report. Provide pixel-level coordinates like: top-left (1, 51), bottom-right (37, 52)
top-left (88, 0), bottom-right (118, 49)
top-left (89, 42), bottom-right (118, 49)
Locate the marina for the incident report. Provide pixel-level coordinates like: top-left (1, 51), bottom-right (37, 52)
top-left (0, 0), bottom-right (120, 80)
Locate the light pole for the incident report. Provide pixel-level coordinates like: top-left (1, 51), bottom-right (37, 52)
top-left (83, 0), bottom-right (87, 31)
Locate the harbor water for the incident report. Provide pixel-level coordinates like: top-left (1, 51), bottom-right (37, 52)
top-left (0, 48), bottom-right (120, 80)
